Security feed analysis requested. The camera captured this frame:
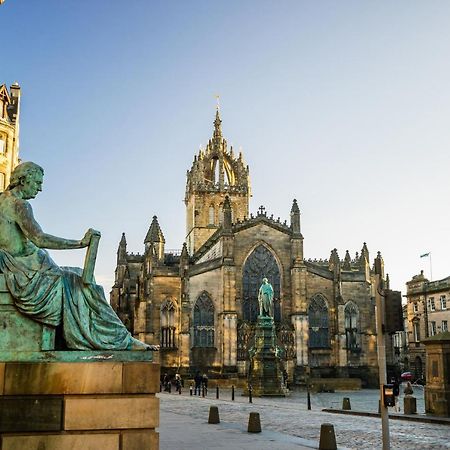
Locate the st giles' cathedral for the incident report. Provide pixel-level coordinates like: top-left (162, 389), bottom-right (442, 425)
top-left (111, 109), bottom-right (394, 386)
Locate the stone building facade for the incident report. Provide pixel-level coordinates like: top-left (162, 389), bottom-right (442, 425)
top-left (0, 83), bottom-right (21, 191)
top-left (111, 110), bottom-right (396, 386)
top-left (406, 271), bottom-right (450, 380)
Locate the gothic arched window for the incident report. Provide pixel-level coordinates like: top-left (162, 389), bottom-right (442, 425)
top-left (344, 301), bottom-right (359, 351)
top-left (308, 294), bottom-right (329, 348)
top-left (242, 245), bottom-right (281, 323)
top-left (161, 299), bottom-right (176, 348)
top-left (193, 292), bottom-right (215, 347)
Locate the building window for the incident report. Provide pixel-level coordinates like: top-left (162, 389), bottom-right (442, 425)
top-left (308, 294), bottom-right (329, 348)
top-left (440, 296), bottom-right (447, 310)
top-left (209, 205), bottom-right (215, 225)
top-left (413, 321), bottom-right (421, 342)
top-left (193, 292), bottom-right (215, 347)
top-left (428, 297), bottom-right (436, 311)
top-left (0, 139), bottom-right (4, 154)
top-left (413, 302), bottom-right (419, 313)
top-left (344, 301), bottom-right (359, 351)
top-left (430, 321), bottom-right (437, 336)
top-left (442, 320), bottom-right (448, 332)
top-left (160, 299), bottom-right (176, 348)
top-left (242, 245), bottom-right (281, 323)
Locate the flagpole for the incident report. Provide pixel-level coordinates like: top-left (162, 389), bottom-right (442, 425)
top-left (420, 252), bottom-right (432, 281)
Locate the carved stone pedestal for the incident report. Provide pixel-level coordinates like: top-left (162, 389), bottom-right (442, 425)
top-left (424, 331), bottom-right (450, 417)
top-left (0, 353), bottom-right (160, 450)
top-left (247, 316), bottom-right (287, 397)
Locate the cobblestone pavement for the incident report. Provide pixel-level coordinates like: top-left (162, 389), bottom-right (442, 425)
top-left (158, 387), bottom-right (450, 450)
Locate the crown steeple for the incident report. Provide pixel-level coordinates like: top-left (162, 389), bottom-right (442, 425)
top-left (184, 107), bottom-right (251, 256)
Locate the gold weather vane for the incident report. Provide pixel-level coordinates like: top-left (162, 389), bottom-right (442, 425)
top-left (215, 94), bottom-right (220, 111)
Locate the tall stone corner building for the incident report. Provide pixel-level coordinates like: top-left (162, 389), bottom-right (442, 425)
top-left (111, 109), bottom-right (396, 386)
top-left (0, 82), bottom-right (21, 191)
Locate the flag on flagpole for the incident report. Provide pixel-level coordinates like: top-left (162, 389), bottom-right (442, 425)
top-left (420, 253), bottom-right (430, 258)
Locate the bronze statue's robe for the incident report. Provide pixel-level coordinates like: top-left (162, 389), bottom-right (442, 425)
top-left (0, 247), bottom-right (135, 350)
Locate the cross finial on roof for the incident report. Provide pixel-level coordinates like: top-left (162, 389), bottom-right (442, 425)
top-left (258, 205), bottom-right (266, 216)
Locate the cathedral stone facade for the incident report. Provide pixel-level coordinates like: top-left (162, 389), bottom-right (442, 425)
top-left (111, 110), bottom-right (392, 386)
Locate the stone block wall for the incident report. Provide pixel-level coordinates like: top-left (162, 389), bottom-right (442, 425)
top-left (0, 361), bottom-right (160, 450)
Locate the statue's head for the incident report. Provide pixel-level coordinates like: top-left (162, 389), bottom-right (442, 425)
top-left (8, 162), bottom-right (44, 199)
top-left (262, 277), bottom-right (268, 283)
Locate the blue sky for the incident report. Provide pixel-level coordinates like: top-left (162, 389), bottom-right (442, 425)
top-left (1, 1), bottom-right (449, 293)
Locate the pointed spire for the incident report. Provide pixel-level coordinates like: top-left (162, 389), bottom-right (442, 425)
top-left (343, 250), bottom-right (351, 270)
top-left (223, 195), bottom-right (232, 230)
top-left (213, 107), bottom-right (222, 143)
top-left (117, 232), bottom-right (127, 264)
top-left (144, 216), bottom-right (165, 244)
top-left (374, 250), bottom-right (384, 277)
top-left (290, 199), bottom-right (301, 236)
top-left (329, 248), bottom-right (340, 271)
top-left (360, 242), bottom-right (369, 264)
top-left (181, 242), bottom-right (189, 259)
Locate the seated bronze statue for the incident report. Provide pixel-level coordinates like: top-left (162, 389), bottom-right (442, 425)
top-left (0, 162), bottom-right (152, 351)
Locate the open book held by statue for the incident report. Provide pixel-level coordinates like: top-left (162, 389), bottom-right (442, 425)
top-left (0, 162), bottom-right (154, 351)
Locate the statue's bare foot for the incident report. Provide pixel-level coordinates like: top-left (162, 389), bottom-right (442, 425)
top-left (129, 337), bottom-right (159, 351)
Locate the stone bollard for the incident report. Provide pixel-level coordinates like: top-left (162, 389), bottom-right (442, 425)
top-left (319, 423), bottom-right (337, 450)
top-left (342, 397), bottom-right (351, 410)
top-left (404, 396), bottom-right (417, 415)
top-left (247, 412), bottom-right (261, 433)
top-left (208, 406), bottom-right (220, 424)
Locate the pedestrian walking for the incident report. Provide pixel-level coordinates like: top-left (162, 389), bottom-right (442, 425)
top-left (194, 371), bottom-right (202, 395)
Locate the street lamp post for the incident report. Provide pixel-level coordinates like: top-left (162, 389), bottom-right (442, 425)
top-left (374, 261), bottom-right (390, 450)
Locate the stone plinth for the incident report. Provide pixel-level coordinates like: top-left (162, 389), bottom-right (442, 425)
top-left (0, 355), bottom-right (160, 450)
top-left (247, 316), bottom-right (287, 397)
top-left (423, 331), bottom-right (450, 417)
top-left (404, 396), bottom-right (417, 415)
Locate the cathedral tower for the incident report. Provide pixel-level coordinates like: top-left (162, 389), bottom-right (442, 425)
top-left (184, 108), bottom-right (251, 255)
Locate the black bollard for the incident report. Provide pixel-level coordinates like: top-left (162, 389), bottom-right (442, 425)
top-left (160, 383), bottom-right (162, 393)
top-left (202, 385), bottom-right (205, 397)
top-left (307, 389), bottom-right (311, 410)
top-left (208, 405), bottom-right (220, 424)
top-left (319, 423), bottom-right (337, 450)
top-left (216, 385), bottom-right (219, 399)
top-left (249, 385), bottom-right (253, 404)
top-left (247, 412), bottom-right (261, 433)
top-left (342, 397), bottom-right (351, 410)
top-left (232, 385), bottom-right (235, 401)
top-left (168, 382), bottom-right (172, 394)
